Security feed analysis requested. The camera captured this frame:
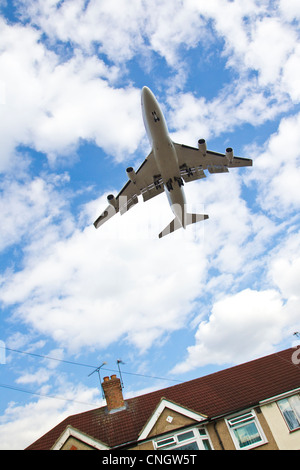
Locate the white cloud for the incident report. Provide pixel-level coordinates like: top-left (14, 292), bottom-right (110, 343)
top-left (18, 0), bottom-right (147, 61)
top-left (244, 16), bottom-right (297, 86)
top-left (281, 43), bottom-right (300, 103)
top-left (172, 208), bottom-right (300, 375)
top-left (0, 17), bottom-right (144, 171)
top-left (16, 368), bottom-right (52, 386)
top-left (15, 0), bottom-right (299, 99)
top-left (248, 111), bottom-right (300, 214)
top-left (188, 0), bottom-right (300, 108)
top-left (269, 232), bottom-right (300, 303)
top-left (183, 172), bottom-right (278, 280)
top-left (196, 1), bottom-right (297, 66)
top-left (143, 0), bottom-right (207, 68)
top-left (1, 0), bottom-right (299, 173)
top-left (168, 77), bottom-right (290, 147)
top-left (279, 0), bottom-right (300, 21)
top-left (172, 288), bottom-right (285, 374)
top-left (0, 383), bottom-right (102, 449)
top-left (19, 0), bottom-right (206, 66)
top-left (0, 173), bottom-right (71, 252)
top-left (0, 188), bottom-right (208, 353)
top-left (30, 52), bottom-right (144, 162)
top-left (0, 18), bottom-right (50, 170)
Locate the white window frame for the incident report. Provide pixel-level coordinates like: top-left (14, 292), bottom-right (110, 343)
top-left (153, 427), bottom-right (213, 451)
top-left (277, 394), bottom-right (300, 432)
top-left (226, 410), bottom-right (267, 450)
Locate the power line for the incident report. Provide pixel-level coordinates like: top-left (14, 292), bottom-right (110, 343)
top-left (1, 345), bottom-right (182, 383)
top-left (3, 346), bottom-right (94, 369)
top-left (0, 346), bottom-right (182, 408)
top-left (0, 382), bottom-right (100, 407)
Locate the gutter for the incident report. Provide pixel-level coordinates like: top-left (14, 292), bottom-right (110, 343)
top-left (259, 387), bottom-right (300, 406)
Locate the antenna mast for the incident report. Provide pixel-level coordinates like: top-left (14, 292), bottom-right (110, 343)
top-left (88, 362), bottom-right (107, 399)
top-left (117, 359), bottom-right (125, 389)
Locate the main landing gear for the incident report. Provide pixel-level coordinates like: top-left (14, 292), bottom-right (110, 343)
top-left (166, 177), bottom-right (184, 191)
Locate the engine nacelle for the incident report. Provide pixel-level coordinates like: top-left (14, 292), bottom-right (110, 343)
top-left (126, 166), bottom-right (137, 183)
top-left (107, 194), bottom-right (118, 210)
top-left (198, 139), bottom-right (207, 156)
top-left (225, 147), bottom-right (234, 164)
top-left (126, 166), bottom-right (141, 195)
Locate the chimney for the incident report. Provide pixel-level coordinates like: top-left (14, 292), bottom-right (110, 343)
top-left (102, 375), bottom-right (125, 412)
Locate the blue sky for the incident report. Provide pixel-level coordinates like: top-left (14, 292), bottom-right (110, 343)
top-left (0, 0), bottom-right (300, 449)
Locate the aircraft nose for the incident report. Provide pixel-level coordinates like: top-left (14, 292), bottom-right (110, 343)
top-left (141, 86), bottom-right (152, 106)
top-left (142, 86), bottom-right (156, 110)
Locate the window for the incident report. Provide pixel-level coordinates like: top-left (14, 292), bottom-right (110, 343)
top-left (278, 394), bottom-right (300, 431)
top-left (226, 411), bottom-right (267, 450)
top-left (154, 427), bottom-right (213, 450)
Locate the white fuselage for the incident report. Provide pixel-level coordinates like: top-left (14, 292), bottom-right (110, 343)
top-left (141, 86), bottom-right (187, 227)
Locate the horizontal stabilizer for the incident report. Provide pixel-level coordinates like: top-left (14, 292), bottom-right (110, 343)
top-left (159, 213), bottom-right (208, 238)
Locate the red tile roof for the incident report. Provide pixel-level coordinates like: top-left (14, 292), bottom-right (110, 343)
top-left (26, 348), bottom-right (300, 450)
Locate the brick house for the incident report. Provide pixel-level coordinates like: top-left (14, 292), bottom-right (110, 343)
top-left (26, 347), bottom-right (300, 450)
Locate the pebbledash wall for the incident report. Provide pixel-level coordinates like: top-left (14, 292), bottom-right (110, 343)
top-left (260, 396), bottom-right (300, 450)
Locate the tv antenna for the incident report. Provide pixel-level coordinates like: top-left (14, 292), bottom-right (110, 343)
top-left (293, 332), bottom-right (300, 338)
top-left (88, 362), bottom-right (107, 398)
top-left (117, 359), bottom-right (125, 389)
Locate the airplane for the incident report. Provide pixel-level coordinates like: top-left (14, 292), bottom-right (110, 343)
top-left (94, 86), bottom-right (252, 238)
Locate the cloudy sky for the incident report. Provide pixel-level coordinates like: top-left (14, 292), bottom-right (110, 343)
top-left (0, 0), bottom-right (300, 449)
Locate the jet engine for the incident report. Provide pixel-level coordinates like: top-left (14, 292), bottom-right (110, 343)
top-left (126, 167), bottom-right (141, 195)
top-left (126, 167), bottom-right (137, 183)
top-left (107, 194), bottom-right (118, 210)
top-left (225, 147), bottom-right (234, 164)
top-left (198, 139), bottom-right (207, 156)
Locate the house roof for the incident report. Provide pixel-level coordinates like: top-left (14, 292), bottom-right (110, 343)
top-left (26, 347), bottom-right (300, 450)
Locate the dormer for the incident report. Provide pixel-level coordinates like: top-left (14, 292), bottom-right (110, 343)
top-left (138, 397), bottom-right (212, 450)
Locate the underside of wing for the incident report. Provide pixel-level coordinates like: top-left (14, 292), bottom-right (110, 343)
top-left (179, 162), bottom-right (207, 182)
top-left (93, 151), bottom-right (165, 229)
top-left (174, 142), bottom-right (252, 181)
top-left (135, 150), bottom-right (165, 202)
top-left (93, 203), bottom-right (117, 229)
top-left (93, 181), bottom-right (140, 229)
top-left (119, 150), bottom-right (165, 205)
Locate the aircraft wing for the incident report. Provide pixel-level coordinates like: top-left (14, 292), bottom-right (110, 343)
top-left (94, 151), bottom-right (164, 229)
top-left (174, 143), bottom-right (252, 182)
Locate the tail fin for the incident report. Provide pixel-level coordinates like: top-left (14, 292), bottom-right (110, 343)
top-left (158, 213), bottom-right (208, 239)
